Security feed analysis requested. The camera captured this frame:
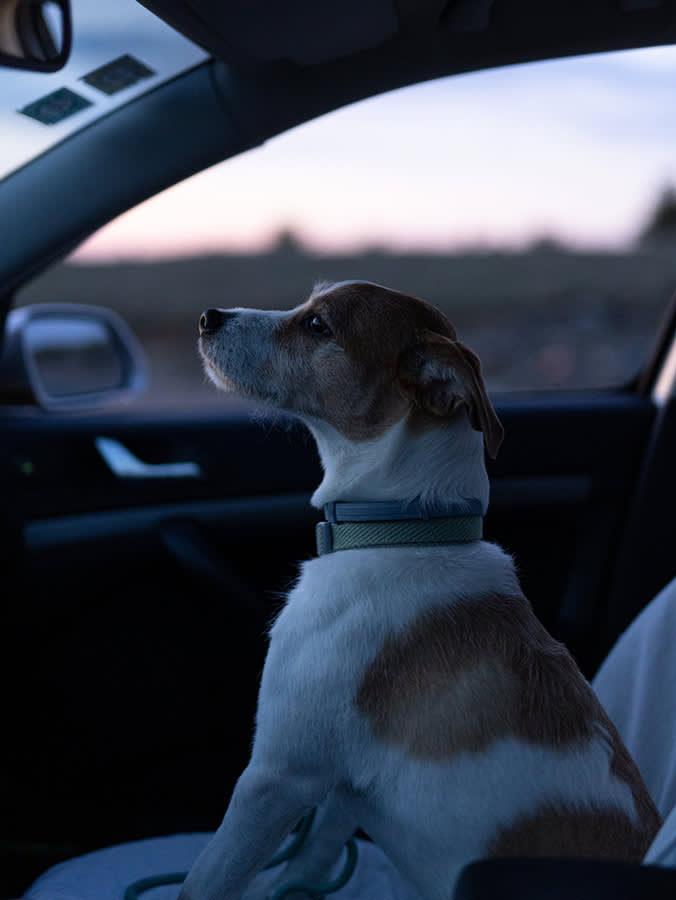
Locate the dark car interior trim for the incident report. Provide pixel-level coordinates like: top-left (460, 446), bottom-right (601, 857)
top-left (601, 394), bottom-right (676, 656)
top-left (0, 64), bottom-right (241, 296)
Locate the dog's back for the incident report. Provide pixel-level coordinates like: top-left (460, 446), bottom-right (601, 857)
top-left (266, 538), bottom-right (661, 899)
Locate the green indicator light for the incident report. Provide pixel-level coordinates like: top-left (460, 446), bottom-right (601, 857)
top-left (20, 461), bottom-right (35, 476)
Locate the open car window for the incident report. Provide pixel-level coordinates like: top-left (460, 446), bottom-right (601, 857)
top-left (13, 44), bottom-right (676, 409)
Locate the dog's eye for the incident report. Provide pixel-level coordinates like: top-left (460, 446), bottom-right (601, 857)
top-left (303, 314), bottom-right (331, 337)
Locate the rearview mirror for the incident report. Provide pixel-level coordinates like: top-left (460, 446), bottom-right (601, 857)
top-left (0, 304), bottom-right (148, 410)
top-left (0, 0), bottom-right (71, 72)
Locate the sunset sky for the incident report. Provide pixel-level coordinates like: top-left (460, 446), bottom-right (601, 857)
top-left (74, 43), bottom-right (676, 261)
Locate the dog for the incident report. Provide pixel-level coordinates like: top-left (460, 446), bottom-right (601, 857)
top-left (183, 280), bottom-right (661, 900)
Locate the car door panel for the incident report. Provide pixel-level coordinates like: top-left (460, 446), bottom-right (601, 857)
top-left (0, 390), bottom-right (659, 892)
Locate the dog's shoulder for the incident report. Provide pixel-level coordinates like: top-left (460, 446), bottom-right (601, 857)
top-left (266, 540), bottom-right (520, 700)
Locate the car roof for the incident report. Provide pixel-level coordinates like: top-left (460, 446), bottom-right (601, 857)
top-left (139, 0), bottom-right (676, 70)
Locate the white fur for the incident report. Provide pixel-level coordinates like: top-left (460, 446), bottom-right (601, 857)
top-left (201, 308), bottom-right (290, 401)
top-left (302, 413), bottom-right (489, 513)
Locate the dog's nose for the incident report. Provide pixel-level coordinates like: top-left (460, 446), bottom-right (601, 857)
top-left (199, 308), bottom-right (231, 335)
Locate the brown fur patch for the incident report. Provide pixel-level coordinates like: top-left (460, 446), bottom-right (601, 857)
top-left (487, 804), bottom-right (652, 861)
top-left (355, 591), bottom-right (661, 849)
top-left (356, 592), bottom-right (599, 757)
top-left (273, 282), bottom-right (459, 441)
top-left (396, 333), bottom-right (504, 457)
top-left (272, 281), bottom-right (502, 451)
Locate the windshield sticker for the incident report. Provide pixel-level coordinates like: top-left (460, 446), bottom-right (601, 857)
top-left (19, 88), bottom-right (93, 126)
top-left (81, 55), bottom-right (155, 96)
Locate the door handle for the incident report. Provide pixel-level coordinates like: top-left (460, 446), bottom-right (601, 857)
top-left (95, 437), bottom-right (202, 479)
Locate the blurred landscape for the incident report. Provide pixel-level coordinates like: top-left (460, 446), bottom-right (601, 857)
top-left (17, 231), bottom-right (676, 409)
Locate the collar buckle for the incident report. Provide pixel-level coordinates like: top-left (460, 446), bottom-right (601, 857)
top-left (316, 521), bottom-right (334, 556)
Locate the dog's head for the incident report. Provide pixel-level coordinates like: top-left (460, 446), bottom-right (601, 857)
top-left (198, 281), bottom-right (503, 458)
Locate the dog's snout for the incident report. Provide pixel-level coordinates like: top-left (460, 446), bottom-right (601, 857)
top-left (199, 308), bottom-right (231, 335)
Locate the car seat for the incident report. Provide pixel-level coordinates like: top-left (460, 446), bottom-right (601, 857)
top-left (21, 577), bottom-right (676, 900)
top-left (593, 576), bottom-right (676, 823)
top-left (22, 831), bottom-right (412, 900)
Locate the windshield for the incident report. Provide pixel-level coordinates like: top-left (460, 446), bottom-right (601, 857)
top-left (0, 0), bottom-right (207, 182)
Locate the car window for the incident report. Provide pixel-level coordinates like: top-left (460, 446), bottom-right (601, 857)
top-left (15, 45), bottom-right (676, 409)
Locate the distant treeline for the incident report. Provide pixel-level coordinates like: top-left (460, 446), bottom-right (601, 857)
top-left (16, 243), bottom-right (676, 397)
top-left (19, 242), bottom-right (676, 330)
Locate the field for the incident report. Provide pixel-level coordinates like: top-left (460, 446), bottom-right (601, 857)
top-left (17, 241), bottom-right (676, 408)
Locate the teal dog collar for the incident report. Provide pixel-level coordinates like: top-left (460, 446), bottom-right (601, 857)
top-left (316, 498), bottom-right (483, 556)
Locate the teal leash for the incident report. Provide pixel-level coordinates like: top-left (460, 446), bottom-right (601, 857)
top-left (269, 837), bottom-right (358, 900)
top-left (264, 807), bottom-right (316, 869)
top-left (122, 809), bottom-right (358, 900)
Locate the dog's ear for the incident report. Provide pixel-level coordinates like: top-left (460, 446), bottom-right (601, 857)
top-left (395, 331), bottom-right (504, 459)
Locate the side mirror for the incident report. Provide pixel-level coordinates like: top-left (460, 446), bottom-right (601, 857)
top-left (0, 304), bottom-right (148, 410)
top-left (0, 0), bottom-right (71, 72)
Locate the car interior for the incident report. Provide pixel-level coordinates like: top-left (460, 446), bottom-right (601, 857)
top-left (2, 1), bottom-right (676, 898)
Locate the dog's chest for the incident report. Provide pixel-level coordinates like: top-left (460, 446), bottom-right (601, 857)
top-left (265, 552), bottom-right (387, 698)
